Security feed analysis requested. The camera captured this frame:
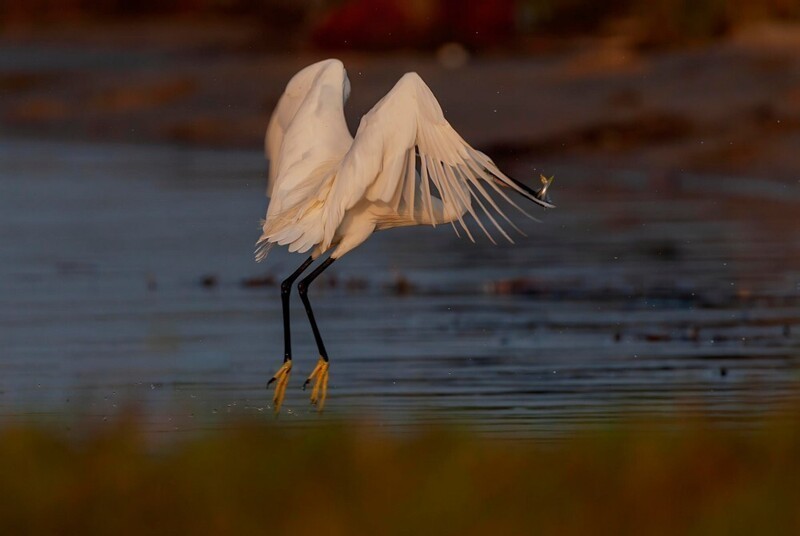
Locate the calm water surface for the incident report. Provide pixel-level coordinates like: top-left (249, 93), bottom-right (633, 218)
top-left (1, 139), bottom-right (798, 437)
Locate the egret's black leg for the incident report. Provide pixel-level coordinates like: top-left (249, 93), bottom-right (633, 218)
top-left (279, 256), bottom-right (314, 364)
top-left (297, 257), bottom-right (335, 361)
top-left (266, 255), bottom-right (313, 414)
top-left (297, 256), bottom-right (336, 409)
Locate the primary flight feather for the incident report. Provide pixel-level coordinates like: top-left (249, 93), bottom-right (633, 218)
top-left (257, 59), bottom-right (555, 413)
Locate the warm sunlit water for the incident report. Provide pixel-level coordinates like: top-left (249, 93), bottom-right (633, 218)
top-left (1, 139), bottom-right (798, 437)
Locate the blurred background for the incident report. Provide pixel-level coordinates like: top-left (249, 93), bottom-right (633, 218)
top-left (1, 0), bottom-right (799, 435)
top-left (1, 1), bottom-right (800, 533)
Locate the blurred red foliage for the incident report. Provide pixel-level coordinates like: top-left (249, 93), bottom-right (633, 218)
top-left (311, 0), bottom-right (426, 49)
top-left (442, 0), bottom-right (516, 48)
top-left (311, 0), bottom-right (516, 50)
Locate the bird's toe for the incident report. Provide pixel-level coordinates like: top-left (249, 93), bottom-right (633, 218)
top-left (304, 357), bottom-right (329, 412)
top-left (267, 360), bottom-right (292, 414)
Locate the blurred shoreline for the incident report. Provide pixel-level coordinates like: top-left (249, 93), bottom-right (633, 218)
top-left (3, 18), bottom-right (800, 183)
top-left (2, 405), bottom-right (800, 533)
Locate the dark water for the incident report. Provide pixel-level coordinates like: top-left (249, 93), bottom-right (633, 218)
top-left (1, 139), bottom-right (798, 437)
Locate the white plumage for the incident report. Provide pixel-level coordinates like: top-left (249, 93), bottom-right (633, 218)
top-left (256, 58), bottom-right (554, 263)
top-left (259, 59), bottom-right (555, 413)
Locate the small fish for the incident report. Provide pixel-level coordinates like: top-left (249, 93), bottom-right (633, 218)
top-left (535, 174), bottom-right (555, 205)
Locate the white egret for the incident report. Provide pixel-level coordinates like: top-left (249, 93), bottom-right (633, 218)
top-left (257, 59), bottom-right (555, 413)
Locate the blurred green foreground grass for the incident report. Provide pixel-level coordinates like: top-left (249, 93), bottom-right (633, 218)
top-left (1, 410), bottom-right (799, 535)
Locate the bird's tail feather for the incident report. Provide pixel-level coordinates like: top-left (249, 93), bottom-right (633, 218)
top-left (254, 218), bottom-right (276, 262)
top-left (254, 234), bottom-right (275, 263)
top-left (255, 191), bottom-right (329, 260)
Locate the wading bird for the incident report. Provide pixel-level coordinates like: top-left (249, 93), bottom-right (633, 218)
top-left (257, 59), bottom-right (554, 413)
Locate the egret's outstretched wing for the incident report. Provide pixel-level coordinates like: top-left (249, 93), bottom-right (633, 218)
top-left (264, 59), bottom-right (352, 212)
top-left (320, 72), bottom-right (552, 250)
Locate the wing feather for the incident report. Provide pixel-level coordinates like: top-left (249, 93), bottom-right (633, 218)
top-left (402, 150), bottom-right (416, 216)
top-left (264, 59), bottom-right (352, 212)
top-left (319, 72), bottom-right (548, 251)
top-left (257, 59), bottom-right (354, 261)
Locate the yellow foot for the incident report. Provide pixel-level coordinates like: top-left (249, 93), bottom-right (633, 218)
top-left (266, 360), bottom-right (292, 414)
top-left (303, 357), bottom-right (329, 412)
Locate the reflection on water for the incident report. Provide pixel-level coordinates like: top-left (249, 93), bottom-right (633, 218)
top-left (1, 139), bottom-right (798, 437)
